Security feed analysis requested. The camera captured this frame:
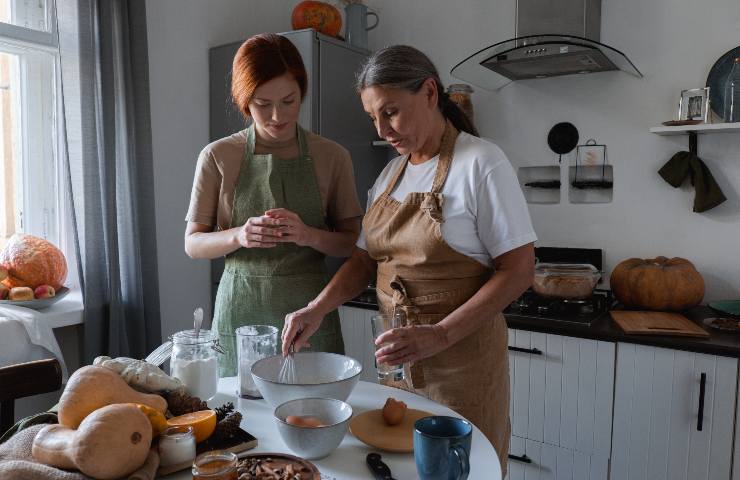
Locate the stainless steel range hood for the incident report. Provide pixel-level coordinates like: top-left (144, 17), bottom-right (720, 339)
top-left (451, 0), bottom-right (642, 90)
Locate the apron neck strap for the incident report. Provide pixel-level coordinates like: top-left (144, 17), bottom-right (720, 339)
top-left (430, 120), bottom-right (459, 194)
top-left (380, 120), bottom-right (459, 198)
top-left (245, 123), bottom-right (308, 158)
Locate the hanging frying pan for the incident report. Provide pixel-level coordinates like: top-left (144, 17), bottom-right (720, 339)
top-left (547, 122), bottom-right (579, 163)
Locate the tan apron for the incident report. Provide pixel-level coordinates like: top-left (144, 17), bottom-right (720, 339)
top-left (363, 121), bottom-right (510, 474)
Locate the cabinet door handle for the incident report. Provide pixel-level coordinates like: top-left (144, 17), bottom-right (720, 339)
top-left (508, 346), bottom-right (543, 355)
top-left (697, 372), bottom-right (706, 431)
top-left (508, 453), bottom-right (532, 464)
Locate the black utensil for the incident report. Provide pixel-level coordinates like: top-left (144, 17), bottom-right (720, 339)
top-left (366, 453), bottom-right (397, 480)
top-left (547, 122), bottom-right (579, 163)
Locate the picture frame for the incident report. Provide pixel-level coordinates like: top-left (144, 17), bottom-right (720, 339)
top-left (677, 87), bottom-right (710, 123)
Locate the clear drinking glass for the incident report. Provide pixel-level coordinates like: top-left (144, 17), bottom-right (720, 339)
top-left (370, 313), bottom-right (405, 381)
top-left (236, 325), bottom-right (278, 398)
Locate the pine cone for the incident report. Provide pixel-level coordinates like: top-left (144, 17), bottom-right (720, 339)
top-left (210, 410), bottom-right (243, 443)
top-left (214, 401), bottom-right (235, 422)
top-left (165, 390), bottom-right (208, 416)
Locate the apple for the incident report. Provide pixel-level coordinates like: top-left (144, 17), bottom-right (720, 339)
top-left (0, 284), bottom-right (8, 300)
top-left (34, 285), bottom-right (56, 299)
top-left (9, 287), bottom-right (34, 301)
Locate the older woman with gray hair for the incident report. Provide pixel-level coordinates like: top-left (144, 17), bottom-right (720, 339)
top-left (282, 45), bottom-right (536, 473)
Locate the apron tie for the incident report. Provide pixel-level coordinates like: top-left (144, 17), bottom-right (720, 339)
top-left (389, 275), bottom-right (426, 388)
top-left (420, 193), bottom-right (445, 223)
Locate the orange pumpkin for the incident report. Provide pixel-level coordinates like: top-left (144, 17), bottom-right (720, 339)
top-left (0, 234), bottom-right (68, 290)
top-left (610, 257), bottom-right (705, 311)
top-left (291, 1), bottom-right (342, 37)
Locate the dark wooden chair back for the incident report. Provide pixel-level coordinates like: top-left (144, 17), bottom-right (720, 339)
top-left (0, 358), bottom-right (63, 433)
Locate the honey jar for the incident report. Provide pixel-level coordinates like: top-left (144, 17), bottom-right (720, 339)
top-left (192, 451), bottom-right (238, 480)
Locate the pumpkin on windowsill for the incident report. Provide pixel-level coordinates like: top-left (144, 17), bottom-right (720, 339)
top-left (610, 256), bottom-right (705, 311)
top-left (0, 233), bottom-right (67, 290)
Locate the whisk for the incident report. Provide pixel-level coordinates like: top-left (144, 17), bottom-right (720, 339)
top-left (278, 336), bottom-right (299, 384)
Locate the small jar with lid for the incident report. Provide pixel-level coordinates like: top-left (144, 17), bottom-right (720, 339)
top-left (170, 329), bottom-right (220, 401)
top-left (192, 450), bottom-right (238, 480)
top-left (158, 425), bottom-right (196, 468)
top-left (446, 83), bottom-right (475, 124)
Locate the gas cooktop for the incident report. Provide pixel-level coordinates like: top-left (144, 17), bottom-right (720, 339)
top-left (504, 288), bottom-right (615, 325)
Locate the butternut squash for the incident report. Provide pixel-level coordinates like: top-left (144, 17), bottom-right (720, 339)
top-left (59, 365), bottom-right (167, 428)
top-left (32, 403), bottom-right (152, 479)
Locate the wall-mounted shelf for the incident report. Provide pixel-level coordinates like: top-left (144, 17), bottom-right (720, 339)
top-left (650, 122), bottom-right (740, 154)
top-left (649, 122), bottom-right (740, 135)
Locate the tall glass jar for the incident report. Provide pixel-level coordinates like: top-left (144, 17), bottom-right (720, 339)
top-left (446, 83), bottom-right (475, 124)
top-left (170, 329), bottom-right (220, 401)
top-left (723, 58), bottom-right (740, 122)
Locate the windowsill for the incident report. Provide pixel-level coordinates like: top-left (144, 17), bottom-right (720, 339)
top-left (36, 289), bottom-right (84, 328)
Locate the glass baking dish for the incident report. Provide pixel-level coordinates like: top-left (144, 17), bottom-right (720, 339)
top-left (532, 263), bottom-right (601, 300)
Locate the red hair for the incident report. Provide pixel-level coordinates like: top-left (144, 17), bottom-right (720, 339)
top-left (231, 33), bottom-right (308, 119)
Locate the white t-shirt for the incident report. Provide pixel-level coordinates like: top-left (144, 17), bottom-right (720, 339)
top-left (357, 132), bottom-right (537, 267)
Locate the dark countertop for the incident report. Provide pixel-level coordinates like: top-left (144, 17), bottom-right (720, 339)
top-left (343, 296), bottom-right (740, 358)
top-left (506, 306), bottom-right (740, 358)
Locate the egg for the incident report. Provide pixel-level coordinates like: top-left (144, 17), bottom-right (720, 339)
top-left (382, 397), bottom-right (407, 426)
top-left (285, 415), bottom-right (326, 428)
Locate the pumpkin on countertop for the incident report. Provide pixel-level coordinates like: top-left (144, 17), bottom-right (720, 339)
top-left (610, 256), bottom-right (705, 311)
top-left (0, 233), bottom-right (67, 290)
top-left (58, 365), bottom-right (167, 429)
top-left (32, 403), bottom-right (152, 479)
top-left (291, 0), bottom-right (342, 37)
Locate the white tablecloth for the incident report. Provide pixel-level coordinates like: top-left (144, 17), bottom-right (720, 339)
top-left (163, 377), bottom-right (501, 480)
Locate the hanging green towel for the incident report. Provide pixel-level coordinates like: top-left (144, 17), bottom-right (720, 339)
top-left (658, 151), bottom-right (727, 213)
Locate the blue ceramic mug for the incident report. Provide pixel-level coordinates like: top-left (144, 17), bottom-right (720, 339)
top-left (414, 416), bottom-right (472, 480)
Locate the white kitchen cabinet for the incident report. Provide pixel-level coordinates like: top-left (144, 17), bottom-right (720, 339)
top-left (507, 329), bottom-right (615, 479)
top-left (338, 306), bottom-right (378, 383)
top-left (611, 343), bottom-right (737, 480)
top-left (508, 435), bottom-right (609, 480)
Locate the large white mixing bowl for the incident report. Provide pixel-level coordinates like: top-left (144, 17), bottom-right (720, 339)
top-left (250, 352), bottom-right (363, 408)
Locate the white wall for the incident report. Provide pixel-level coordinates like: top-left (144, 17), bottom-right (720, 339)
top-left (146, 0), bottom-right (740, 339)
top-left (366, 0), bottom-right (740, 301)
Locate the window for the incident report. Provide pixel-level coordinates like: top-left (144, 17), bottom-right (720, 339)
top-left (0, 0), bottom-right (58, 250)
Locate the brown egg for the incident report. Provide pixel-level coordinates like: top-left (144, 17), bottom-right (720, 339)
top-left (382, 397), bottom-right (407, 426)
top-left (285, 415), bottom-right (326, 428)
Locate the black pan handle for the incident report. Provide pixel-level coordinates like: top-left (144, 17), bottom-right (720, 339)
top-left (508, 346), bottom-right (542, 355)
top-left (697, 372), bottom-right (706, 431)
top-left (508, 453), bottom-right (532, 464)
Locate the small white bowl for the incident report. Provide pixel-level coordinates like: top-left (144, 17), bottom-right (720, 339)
top-left (251, 352), bottom-right (362, 408)
top-left (274, 397), bottom-right (353, 459)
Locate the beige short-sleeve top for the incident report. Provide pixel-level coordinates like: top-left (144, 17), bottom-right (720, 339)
top-left (186, 129), bottom-right (363, 231)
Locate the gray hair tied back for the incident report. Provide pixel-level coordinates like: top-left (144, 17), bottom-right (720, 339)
top-left (355, 45), bottom-right (479, 137)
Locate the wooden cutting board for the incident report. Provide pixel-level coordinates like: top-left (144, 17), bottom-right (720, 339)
top-left (610, 311), bottom-right (710, 337)
top-left (349, 408), bottom-right (433, 453)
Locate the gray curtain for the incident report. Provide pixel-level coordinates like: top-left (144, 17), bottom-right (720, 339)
top-left (57, 0), bottom-right (161, 362)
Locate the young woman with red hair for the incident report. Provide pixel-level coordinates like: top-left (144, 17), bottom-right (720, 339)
top-left (184, 33), bottom-right (362, 376)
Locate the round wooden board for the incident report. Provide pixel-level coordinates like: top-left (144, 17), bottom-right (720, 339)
top-left (237, 453), bottom-right (320, 480)
top-left (349, 408), bottom-right (433, 453)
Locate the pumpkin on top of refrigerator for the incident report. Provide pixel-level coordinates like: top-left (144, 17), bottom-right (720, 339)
top-left (291, 1), bottom-right (342, 37)
top-left (610, 256), bottom-right (705, 311)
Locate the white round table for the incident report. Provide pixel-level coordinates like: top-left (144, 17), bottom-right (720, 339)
top-left (164, 377), bottom-right (501, 480)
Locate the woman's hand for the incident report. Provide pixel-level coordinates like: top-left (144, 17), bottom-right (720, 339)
top-left (282, 305), bottom-right (325, 356)
top-left (374, 324), bottom-right (449, 366)
top-left (236, 215), bottom-right (284, 248)
top-left (265, 208), bottom-right (316, 247)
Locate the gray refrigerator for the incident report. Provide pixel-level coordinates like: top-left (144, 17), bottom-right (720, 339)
top-left (208, 28), bottom-right (391, 304)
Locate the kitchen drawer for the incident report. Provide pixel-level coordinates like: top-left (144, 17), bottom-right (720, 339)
top-left (507, 435), bottom-right (609, 480)
top-left (508, 329), bottom-right (615, 457)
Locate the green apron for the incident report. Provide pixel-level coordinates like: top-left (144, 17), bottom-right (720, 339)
top-left (213, 125), bottom-right (344, 377)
